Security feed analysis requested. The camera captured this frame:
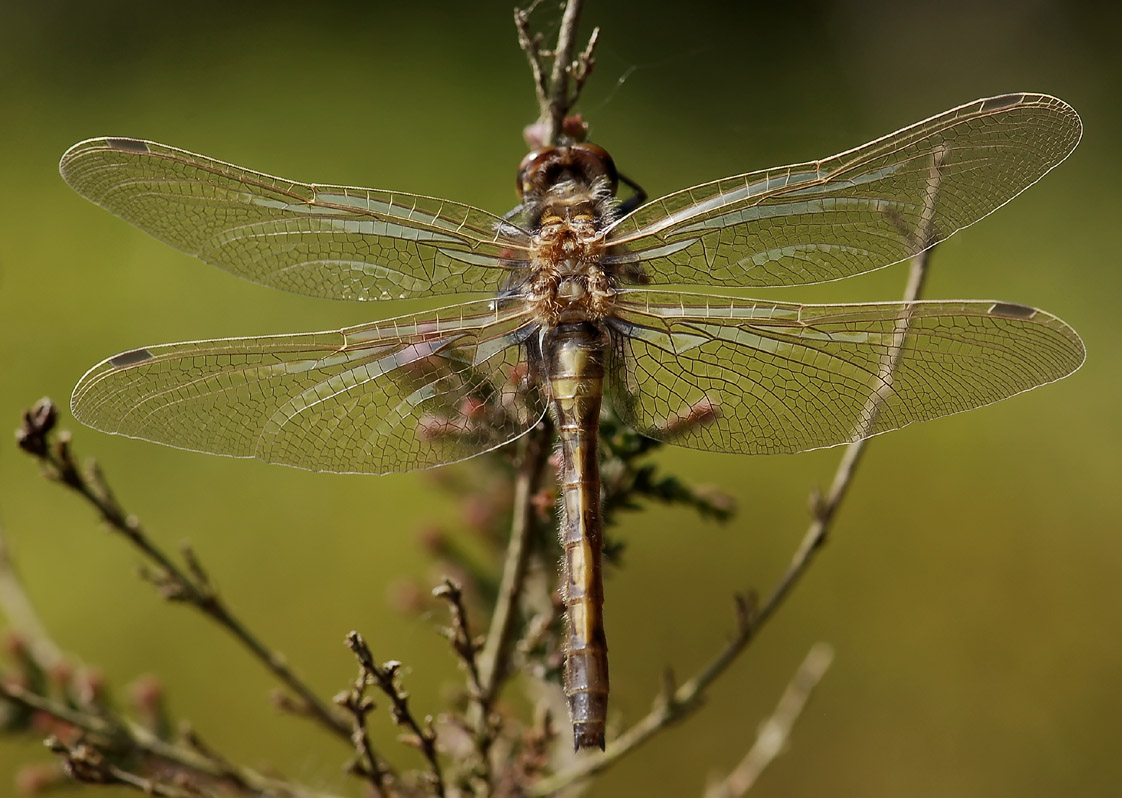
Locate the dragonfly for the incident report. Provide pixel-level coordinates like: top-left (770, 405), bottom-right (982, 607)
top-left (61, 92), bottom-right (1084, 751)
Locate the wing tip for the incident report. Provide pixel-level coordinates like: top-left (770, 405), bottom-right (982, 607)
top-left (59, 137), bottom-right (152, 181)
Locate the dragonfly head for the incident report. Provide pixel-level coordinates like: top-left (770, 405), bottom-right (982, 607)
top-left (517, 142), bottom-right (619, 201)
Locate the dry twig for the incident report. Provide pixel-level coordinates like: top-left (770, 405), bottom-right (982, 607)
top-left (0, 676), bottom-right (336, 798)
top-left (515, 0), bottom-right (600, 144)
top-left (704, 643), bottom-right (834, 798)
top-left (16, 398), bottom-right (354, 743)
top-left (476, 424), bottom-right (551, 710)
top-left (344, 632), bottom-right (443, 797)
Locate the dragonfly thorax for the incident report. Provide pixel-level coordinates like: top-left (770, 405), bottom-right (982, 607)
top-left (528, 211), bottom-right (615, 325)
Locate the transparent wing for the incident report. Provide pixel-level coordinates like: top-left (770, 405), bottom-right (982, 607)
top-left (606, 290), bottom-right (1084, 454)
top-left (605, 94), bottom-right (1081, 288)
top-left (72, 300), bottom-right (547, 474)
top-left (60, 138), bottom-right (531, 300)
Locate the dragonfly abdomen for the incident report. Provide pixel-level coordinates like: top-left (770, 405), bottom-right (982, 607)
top-left (545, 322), bottom-right (609, 751)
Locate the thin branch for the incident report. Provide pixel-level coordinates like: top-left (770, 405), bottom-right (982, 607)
top-left (0, 679), bottom-right (119, 738)
top-left (45, 735), bottom-right (202, 798)
top-left (569, 26), bottom-right (600, 103)
top-left (704, 643), bottom-right (834, 798)
top-left (16, 403), bottom-right (356, 743)
top-left (543, 0), bottom-right (587, 143)
top-left (0, 680), bottom-right (339, 798)
top-left (462, 423), bottom-right (550, 781)
top-left (515, 0), bottom-right (600, 145)
top-left (335, 636), bottom-right (393, 796)
top-left (0, 523), bottom-right (65, 670)
top-left (531, 146), bottom-right (949, 796)
top-left (433, 577), bottom-right (484, 699)
top-left (513, 3), bottom-right (549, 113)
top-left (179, 725), bottom-right (253, 794)
top-left (345, 632), bottom-right (444, 797)
top-left (477, 423), bottom-right (551, 706)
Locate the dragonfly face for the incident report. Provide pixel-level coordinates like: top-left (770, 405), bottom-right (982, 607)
top-left (61, 93), bottom-right (1085, 750)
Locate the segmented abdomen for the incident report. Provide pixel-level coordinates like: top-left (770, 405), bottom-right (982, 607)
top-left (545, 322), bottom-right (609, 751)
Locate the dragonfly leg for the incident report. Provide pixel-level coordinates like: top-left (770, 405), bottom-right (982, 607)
top-left (616, 171), bottom-right (647, 215)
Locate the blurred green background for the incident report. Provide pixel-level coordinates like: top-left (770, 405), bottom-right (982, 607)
top-left (1, 0), bottom-right (1119, 795)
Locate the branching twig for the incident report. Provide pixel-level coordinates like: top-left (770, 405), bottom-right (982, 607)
top-left (515, 0), bottom-right (600, 144)
top-left (45, 735), bottom-right (200, 798)
top-left (704, 643), bottom-right (834, 798)
top-left (599, 412), bottom-right (736, 530)
top-left (0, 679), bottom-right (120, 740)
top-left (531, 145), bottom-right (949, 797)
top-left (0, 526), bottom-right (231, 793)
top-left (15, 401), bottom-right (356, 743)
top-left (0, 679), bottom-right (338, 798)
top-left (334, 637), bottom-right (393, 796)
top-left (433, 578), bottom-right (484, 699)
top-left (344, 632), bottom-right (443, 797)
top-left (513, 3), bottom-right (549, 114)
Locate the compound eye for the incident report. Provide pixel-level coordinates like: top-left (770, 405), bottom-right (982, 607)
top-left (570, 142), bottom-right (618, 194)
top-left (517, 147), bottom-right (555, 198)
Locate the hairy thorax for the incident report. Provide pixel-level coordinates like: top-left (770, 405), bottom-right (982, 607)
top-left (526, 193), bottom-right (617, 327)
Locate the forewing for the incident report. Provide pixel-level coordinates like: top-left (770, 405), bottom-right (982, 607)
top-left (60, 138), bottom-right (530, 300)
top-left (72, 300), bottom-right (546, 474)
top-left (606, 290), bottom-right (1084, 454)
top-left (606, 94), bottom-right (1081, 288)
